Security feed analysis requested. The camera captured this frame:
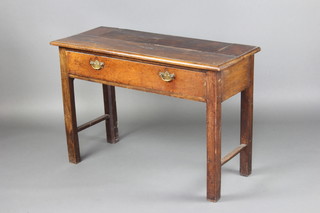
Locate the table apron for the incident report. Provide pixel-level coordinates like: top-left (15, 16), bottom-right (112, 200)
top-left (66, 50), bottom-right (207, 102)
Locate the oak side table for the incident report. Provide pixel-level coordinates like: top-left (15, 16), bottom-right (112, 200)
top-left (50, 26), bottom-right (260, 202)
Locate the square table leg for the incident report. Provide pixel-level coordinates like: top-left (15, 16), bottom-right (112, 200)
top-left (206, 72), bottom-right (222, 202)
top-left (103, 84), bottom-right (119, 143)
top-left (60, 48), bottom-right (80, 164)
top-left (240, 55), bottom-right (254, 176)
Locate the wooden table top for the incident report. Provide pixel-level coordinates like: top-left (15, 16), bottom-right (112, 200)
top-left (51, 26), bottom-right (260, 71)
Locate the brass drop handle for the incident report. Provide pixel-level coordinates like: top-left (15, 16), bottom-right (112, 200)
top-left (159, 71), bottom-right (175, 82)
top-left (90, 60), bottom-right (104, 70)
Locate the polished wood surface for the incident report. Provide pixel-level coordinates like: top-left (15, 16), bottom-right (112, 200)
top-left (66, 50), bottom-right (206, 101)
top-left (59, 48), bottom-right (80, 164)
top-left (103, 84), bottom-right (119, 144)
top-left (221, 56), bottom-right (250, 101)
top-left (206, 71), bottom-right (222, 202)
top-left (51, 26), bottom-right (260, 71)
top-left (240, 55), bottom-right (254, 176)
top-left (51, 27), bottom-right (260, 202)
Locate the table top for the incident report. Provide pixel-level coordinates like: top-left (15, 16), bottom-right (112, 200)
top-left (51, 26), bottom-right (260, 71)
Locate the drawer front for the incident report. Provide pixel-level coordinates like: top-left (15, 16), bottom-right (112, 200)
top-left (66, 51), bottom-right (206, 101)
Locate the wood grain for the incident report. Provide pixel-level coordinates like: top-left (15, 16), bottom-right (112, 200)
top-left (206, 71), bottom-right (222, 202)
top-left (221, 56), bottom-right (250, 101)
top-left (221, 144), bottom-right (247, 166)
top-left (103, 84), bottom-right (119, 143)
top-left (66, 50), bottom-right (207, 102)
top-left (51, 26), bottom-right (260, 71)
top-left (77, 114), bottom-right (109, 132)
top-left (59, 48), bottom-right (80, 164)
top-left (240, 55), bottom-right (254, 176)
